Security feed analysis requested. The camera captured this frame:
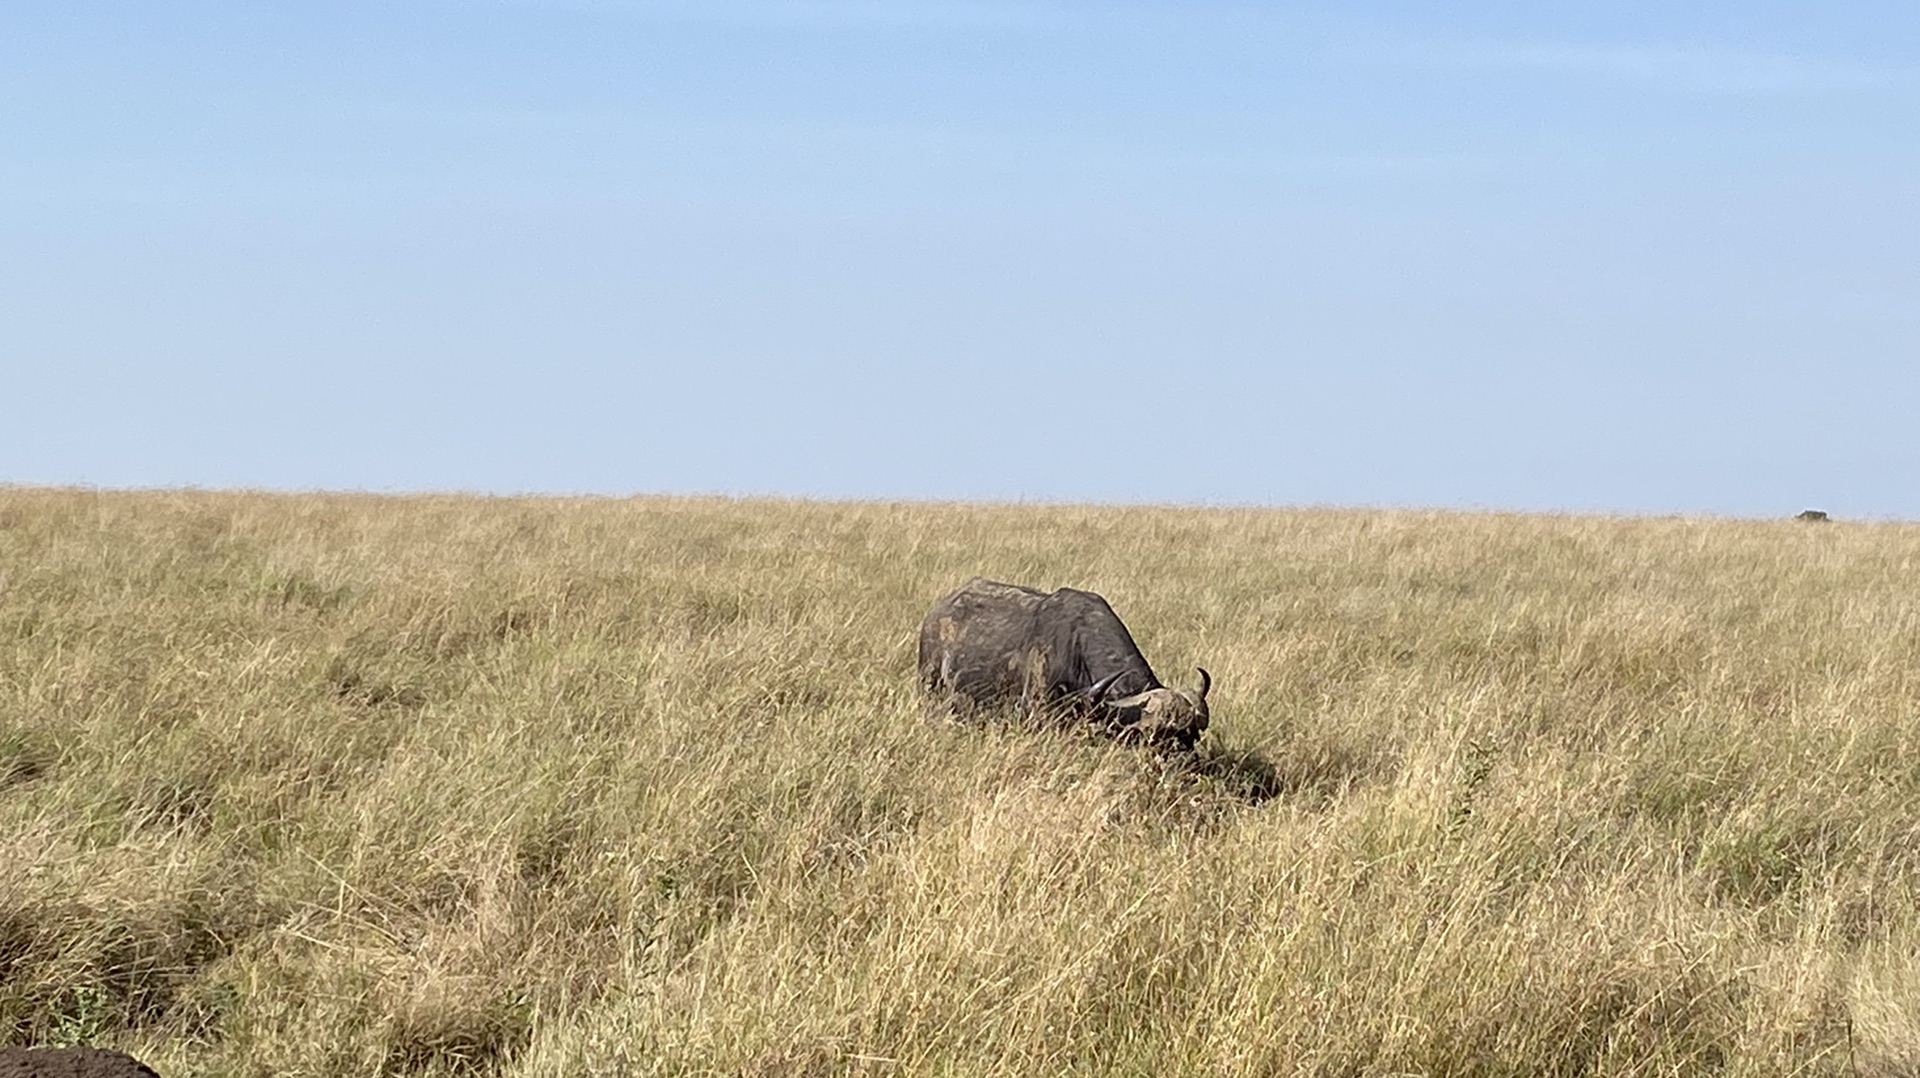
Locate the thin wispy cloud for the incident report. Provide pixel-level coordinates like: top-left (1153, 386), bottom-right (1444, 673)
top-left (332, 101), bottom-right (1507, 188)
top-left (496, 0), bottom-right (1071, 32)
top-left (1347, 39), bottom-right (1915, 97)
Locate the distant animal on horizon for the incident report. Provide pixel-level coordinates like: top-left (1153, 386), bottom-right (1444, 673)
top-left (918, 577), bottom-right (1212, 751)
top-left (1795, 509), bottom-right (1830, 522)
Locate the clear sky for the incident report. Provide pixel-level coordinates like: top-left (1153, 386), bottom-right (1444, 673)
top-left (6, 3), bottom-right (1917, 516)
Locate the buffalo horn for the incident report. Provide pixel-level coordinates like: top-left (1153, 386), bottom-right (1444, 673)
top-left (1194, 667), bottom-right (1211, 701)
top-left (1085, 670), bottom-right (1125, 704)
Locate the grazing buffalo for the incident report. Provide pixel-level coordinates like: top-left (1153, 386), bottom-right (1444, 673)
top-left (918, 577), bottom-right (1212, 750)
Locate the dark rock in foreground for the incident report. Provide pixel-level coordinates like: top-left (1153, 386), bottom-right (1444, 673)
top-left (0, 1048), bottom-right (163, 1078)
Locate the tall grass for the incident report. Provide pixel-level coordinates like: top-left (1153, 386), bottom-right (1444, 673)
top-left (2, 487), bottom-right (1918, 1076)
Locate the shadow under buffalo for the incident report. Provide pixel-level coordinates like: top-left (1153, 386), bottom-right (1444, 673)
top-left (0, 1047), bottom-right (166, 1078)
top-left (1162, 740), bottom-right (1285, 807)
top-left (1161, 728), bottom-right (1397, 812)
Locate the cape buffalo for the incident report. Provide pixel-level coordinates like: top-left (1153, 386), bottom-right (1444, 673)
top-left (918, 577), bottom-right (1212, 750)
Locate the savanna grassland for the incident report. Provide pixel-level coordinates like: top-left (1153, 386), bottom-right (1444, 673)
top-left (3, 487), bottom-right (1920, 1077)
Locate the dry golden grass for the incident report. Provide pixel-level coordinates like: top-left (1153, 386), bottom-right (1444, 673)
top-left (3, 487), bottom-right (1919, 1077)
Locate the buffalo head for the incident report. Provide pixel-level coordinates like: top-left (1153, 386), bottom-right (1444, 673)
top-left (1087, 667), bottom-right (1211, 750)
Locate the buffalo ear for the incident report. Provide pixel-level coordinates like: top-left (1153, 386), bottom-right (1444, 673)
top-left (1085, 671), bottom-right (1125, 705)
top-left (1194, 667), bottom-right (1211, 702)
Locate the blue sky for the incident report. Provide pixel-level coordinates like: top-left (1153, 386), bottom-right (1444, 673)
top-left (5, 2), bottom-right (1916, 515)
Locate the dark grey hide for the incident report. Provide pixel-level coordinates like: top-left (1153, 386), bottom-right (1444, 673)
top-left (918, 577), bottom-right (1211, 750)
